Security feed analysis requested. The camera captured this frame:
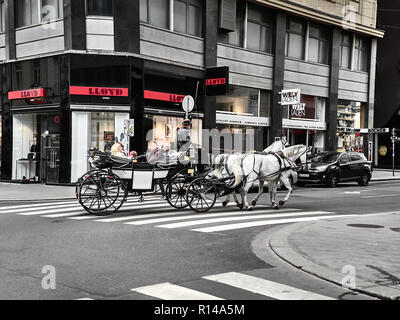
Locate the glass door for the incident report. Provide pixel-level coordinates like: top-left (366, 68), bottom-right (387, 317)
top-left (40, 114), bottom-right (61, 183)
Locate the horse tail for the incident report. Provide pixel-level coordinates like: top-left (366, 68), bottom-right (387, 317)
top-left (231, 155), bottom-right (245, 187)
top-left (214, 155), bottom-right (225, 179)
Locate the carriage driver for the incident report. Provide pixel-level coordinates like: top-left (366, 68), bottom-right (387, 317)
top-left (176, 119), bottom-right (192, 151)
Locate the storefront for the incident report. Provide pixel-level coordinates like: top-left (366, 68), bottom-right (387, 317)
top-left (216, 85), bottom-right (270, 152)
top-left (282, 94), bottom-right (327, 153)
top-left (142, 72), bottom-right (204, 150)
top-left (336, 100), bottom-right (367, 152)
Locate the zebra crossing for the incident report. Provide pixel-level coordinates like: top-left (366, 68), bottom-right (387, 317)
top-left (0, 196), bottom-right (358, 233)
top-left (75, 271), bottom-right (337, 300)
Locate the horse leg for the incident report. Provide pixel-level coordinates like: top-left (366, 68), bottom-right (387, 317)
top-left (252, 180), bottom-right (264, 207)
top-left (279, 174), bottom-right (293, 207)
top-left (271, 181), bottom-right (279, 210)
top-left (222, 194), bottom-right (230, 207)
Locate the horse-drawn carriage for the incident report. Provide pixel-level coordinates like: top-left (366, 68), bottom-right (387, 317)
top-left (76, 142), bottom-right (309, 215)
top-left (75, 149), bottom-right (204, 215)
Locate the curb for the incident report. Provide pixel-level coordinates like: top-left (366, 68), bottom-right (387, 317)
top-left (268, 219), bottom-right (400, 300)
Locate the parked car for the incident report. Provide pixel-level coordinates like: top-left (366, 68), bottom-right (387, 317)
top-left (297, 151), bottom-right (372, 187)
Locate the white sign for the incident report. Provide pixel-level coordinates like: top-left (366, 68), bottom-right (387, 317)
top-left (124, 119), bottom-right (135, 137)
top-left (182, 95), bottom-right (195, 113)
top-left (216, 113), bottom-right (270, 127)
top-left (280, 89), bottom-right (301, 106)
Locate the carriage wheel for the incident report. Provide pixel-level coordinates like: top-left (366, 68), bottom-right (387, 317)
top-left (78, 170), bottom-right (127, 216)
top-left (166, 176), bottom-right (190, 209)
top-left (186, 178), bottom-right (217, 213)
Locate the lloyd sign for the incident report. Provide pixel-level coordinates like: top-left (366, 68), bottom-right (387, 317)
top-left (279, 89), bottom-right (301, 106)
top-left (69, 86), bottom-right (129, 97)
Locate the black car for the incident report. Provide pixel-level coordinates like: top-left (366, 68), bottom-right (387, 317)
top-left (297, 151), bottom-right (372, 187)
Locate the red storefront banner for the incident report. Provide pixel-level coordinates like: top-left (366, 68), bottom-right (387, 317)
top-left (8, 88), bottom-right (46, 100)
top-left (144, 90), bottom-right (186, 103)
top-left (205, 78), bottom-right (226, 86)
top-left (69, 86), bottom-right (129, 97)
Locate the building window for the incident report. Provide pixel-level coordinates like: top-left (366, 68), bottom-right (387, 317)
top-left (0, 0), bottom-right (5, 32)
top-left (87, 0), bottom-right (113, 16)
top-left (218, 0), bottom-right (245, 47)
top-left (285, 18), bottom-right (305, 60)
top-left (308, 23), bottom-right (329, 64)
top-left (354, 35), bottom-right (369, 72)
top-left (173, 0), bottom-right (202, 37)
top-left (16, 0), bottom-right (63, 27)
top-left (140, 0), bottom-right (169, 29)
top-left (340, 31), bottom-right (352, 69)
top-left (246, 3), bottom-right (273, 53)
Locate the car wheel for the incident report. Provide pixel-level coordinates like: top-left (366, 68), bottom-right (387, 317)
top-left (358, 171), bottom-right (370, 186)
top-left (326, 173), bottom-right (338, 188)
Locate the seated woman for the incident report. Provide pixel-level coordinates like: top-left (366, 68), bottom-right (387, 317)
top-left (111, 142), bottom-right (131, 159)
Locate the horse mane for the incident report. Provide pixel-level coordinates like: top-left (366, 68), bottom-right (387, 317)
top-left (263, 140), bottom-right (284, 153)
top-left (282, 145), bottom-right (306, 160)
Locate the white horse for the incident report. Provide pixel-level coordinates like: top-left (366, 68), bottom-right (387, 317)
top-left (213, 140), bottom-right (288, 208)
top-left (232, 144), bottom-right (308, 210)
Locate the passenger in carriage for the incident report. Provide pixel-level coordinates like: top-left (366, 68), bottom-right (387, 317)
top-left (111, 142), bottom-right (131, 159)
top-left (136, 140), bottom-right (165, 164)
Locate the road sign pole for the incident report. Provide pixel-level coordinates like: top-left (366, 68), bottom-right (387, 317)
top-left (392, 128), bottom-right (396, 177)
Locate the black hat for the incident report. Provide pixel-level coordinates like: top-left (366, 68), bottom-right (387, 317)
top-left (182, 119), bottom-right (191, 126)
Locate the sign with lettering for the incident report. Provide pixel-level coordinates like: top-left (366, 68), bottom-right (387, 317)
top-left (144, 90), bottom-right (186, 103)
top-left (279, 89), bottom-right (301, 106)
top-left (8, 88), bottom-right (46, 100)
top-left (206, 66), bottom-right (229, 96)
top-left (69, 86), bottom-right (129, 97)
top-left (290, 103), bottom-right (306, 118)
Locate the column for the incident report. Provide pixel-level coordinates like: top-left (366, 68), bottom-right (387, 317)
top-left (63, 0), bottom-right (86, 50)
top-left (114, 0), bottom-right (140, 53)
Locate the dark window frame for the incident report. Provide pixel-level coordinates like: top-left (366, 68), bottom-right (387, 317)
top-left (307, 22), bottom-right (330, 65)
top-left (86, 0), bottom-right (113, 17)
top-left (285, 17), bottom-right (306, 60)
top-left (354, 35), bottom-right (369, 72)
top-left (246, 2), bottom-right (273, 54)
top-left (173, 0), bottom-right (203, 37)
top-left (340, 31), bottom-right (352, 69)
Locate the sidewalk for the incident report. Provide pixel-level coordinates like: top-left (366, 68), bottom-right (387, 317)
top-left (371, 168), bottom-right (400, 181)
top-left (269, 212), bottom-right (400, 299)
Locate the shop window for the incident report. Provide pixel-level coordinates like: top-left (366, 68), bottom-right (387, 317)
top-left (0, 0), bottom-right (5, 32)
top-left (216, 85), bottom-right (270, 118)
top-left (340, 31), bottom-right (352, 69)
top-left (144, 114), bottom-right (202, 150)
top-left (246, 3), bottom-right (273, 53)
top-left (218, 0), bottom-right (245, 47)
top-left (140, 0), bottom-right (169, 29)
top-left (337, 100), bottom-right (366, 152)
top-left (16, 0), bottom-right (63, 27)
top-left (308, 23), bottom-right (329, 64)
top-left (353, 35), bottom-right (369, 72)
top-left (173, 0), bottom-right (202, 37)
top-left (87, 0), bottom-right (113, 16)
top-left (283, 95), bottom-right (326, 122)
top-left (285, 18), bottom-right (305, 60)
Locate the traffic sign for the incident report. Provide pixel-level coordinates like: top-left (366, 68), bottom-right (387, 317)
top-left (182, 95), bottom-right (195, 113)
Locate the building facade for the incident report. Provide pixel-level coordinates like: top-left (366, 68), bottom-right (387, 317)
top-left (0, 0), bottom-right (383, 184)
top-left (375, 0), bottom-right (400, 168)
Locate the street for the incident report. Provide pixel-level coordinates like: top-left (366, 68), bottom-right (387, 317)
top-left (1, 180), bottom-right (399, 300)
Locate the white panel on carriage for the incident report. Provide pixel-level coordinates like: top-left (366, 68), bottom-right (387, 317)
top-left (153, 170), bottom-right (169, 179)
top-left (111, 170), bottom-right (132, 180)
top-left (132, 171), bottom-right (154, 190)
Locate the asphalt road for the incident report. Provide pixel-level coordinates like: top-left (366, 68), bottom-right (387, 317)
top-left (0, 180), bottom-right (399, 300)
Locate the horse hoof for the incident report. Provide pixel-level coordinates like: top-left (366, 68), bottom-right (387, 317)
top-left (273, 205), bottom-right (279, 210)
top-left (247, 207), bottom-right (253, 211)
top-left (251, 200), bottom-right (257, 206)
top-left (222, 201), bottom-right (228, 207)
top-left (238, 204), bottom-right (244, 210)
top-left (279, 200), bottom-right (285, 206)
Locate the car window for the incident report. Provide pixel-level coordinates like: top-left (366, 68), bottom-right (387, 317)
top-left (339, 153), bottom-right (350, 164)
top-left (350, 153), bottom-right (362, 161)
top-left (319, 152), bottom-right (340, 163)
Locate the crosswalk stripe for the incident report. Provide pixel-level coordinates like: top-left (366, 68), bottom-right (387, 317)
top-left (16, 200), bottom-right (172, 216)
top-left (5, 203), bottom-right (81, 214)
top-left (75, 297), bottom-right (94, 300)
top-left (203, 272), bottom-right (335, 300)
top-left (157, 210), bottom-right (329, 229)
top-left (0, 201), bottom-right (78, 212)
top-left (125, 208), bottom-right (301, 226)
top-left (41, 212), bottom-right (88, 218)
top-left (192, 214), bottom-right (358, 233)
top-left (131, 282), bottom-right (223, 300)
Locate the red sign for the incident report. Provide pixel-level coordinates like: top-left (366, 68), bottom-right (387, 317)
top-left (206, 78), bottom-right (226, 86)
top-left (144, 90), bottom-right (186, 103)
top-left (8, 88), bottom-right (46, 100)
top-left (69, 86), bottom-right (129, 97)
